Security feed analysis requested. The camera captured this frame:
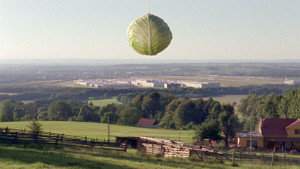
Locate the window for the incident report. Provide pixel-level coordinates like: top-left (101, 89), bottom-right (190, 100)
top-left (295, 129), bottom-right (300, 134)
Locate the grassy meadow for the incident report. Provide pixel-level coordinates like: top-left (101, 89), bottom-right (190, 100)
top-left (88, 97), bottom-right (121, 106)
top-left (1, 121), bottom-right (300, 168)
top-left (0, 121), bottom-right (194, 143)
top-left (0, 143), bottom-right (298, 169)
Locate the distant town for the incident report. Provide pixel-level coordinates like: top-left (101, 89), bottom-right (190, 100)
top-left (74, 79), bottom-right (221, 89)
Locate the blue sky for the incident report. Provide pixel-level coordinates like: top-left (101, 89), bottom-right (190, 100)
top-left (1, 0), bottom-right (299, 61)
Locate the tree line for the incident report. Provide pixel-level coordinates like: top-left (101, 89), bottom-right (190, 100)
top-left (238, 87), bottom-right (300, 130)
top-left (0, 84), bottom-right (298, 103)
top-left (0, 92), bottom-right (240, 146)
top-left (2, 87), bottom-right (300, 147)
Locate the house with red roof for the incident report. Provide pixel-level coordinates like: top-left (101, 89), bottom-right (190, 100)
top-left (236, 118), bottom-right (300, 151)
top-left (137, 118), bottom-right (158, 128)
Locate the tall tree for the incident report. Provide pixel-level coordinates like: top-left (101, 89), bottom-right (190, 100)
top-left (278, 88), bottom-right (300, 118)
top-left (174, 99), bottom-right (198, 128)
top-left (218, 104), bottom-right (239, 147)
top-left (0, 99), bottom-right (16, 122)
top-left (127, 94), bottom-right (144, 110)
top-left (159, 98), bottom-right (184, 129)
top-left (78, 105), bottom-right (99, 122)
top-left (262, 93), bottom-right (282, 118)
top-left (118, 107), bottom-right (142, 126)
top-left (141, 92), bottom-right (162, 119)
top-left (13, 101), bottom-right (25, 121)
top-left (48, 100), bottom-right (73, 120)
top-left (194, 119), bottom-right (222, 142)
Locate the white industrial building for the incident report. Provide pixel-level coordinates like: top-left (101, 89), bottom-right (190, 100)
top-left (131, 80), bottom-right (164, 88)
top-left (183, 82), bottom-right (220, 88)
top-left (164, 83), bottom-right (181, 89)
top-left (284, 79), bottom-right (300, 85)
top-left (75, 79), bottom-right (134, 88)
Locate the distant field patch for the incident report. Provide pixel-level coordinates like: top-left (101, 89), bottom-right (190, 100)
top-left (0, 121), bottom-right (194, 143)
top-left (146, 75), bottom-right (283, 87)
top-left (0, 93), bottom-right (18, 96)
top-left (88, 97), bottom-right (121, 106)
top-left (21, 100), bottom-right (34, 104)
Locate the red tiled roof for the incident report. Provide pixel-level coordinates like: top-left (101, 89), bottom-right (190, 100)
top-left (137, 118), bottom-right (157, 126)
top-left (261, 118), bottom-right (298, 136)
top-left (286, 119), bottom-right (300, 129)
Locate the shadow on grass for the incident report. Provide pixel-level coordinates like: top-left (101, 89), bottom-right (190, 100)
top-left (75, 149), bottom-right (225, 169)
top-left (0, 144), bottom-right (133, 169)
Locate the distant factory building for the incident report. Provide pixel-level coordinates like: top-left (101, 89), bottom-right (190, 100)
top-left (131, 80), bottom-right (164, 88)
top-left (164, 83), bottom-right (181, 89)
top-left (183, 82), bottom-right (220, 88)
top-left (284, 79), bottom-right (300, 85)
top-left (76, 80), bottom-right (90, 86)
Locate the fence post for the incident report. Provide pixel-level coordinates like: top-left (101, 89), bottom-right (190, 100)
top-left (232, 147), bottom-right (235, 166)
top-left (240, 150), bottom-right (242, 161)
top-left (271, 147), bottom-right (275, 166)
top-left (14, 133), bottom-right (18, 143)
top-left (56, 134), bottom-right (59, 146)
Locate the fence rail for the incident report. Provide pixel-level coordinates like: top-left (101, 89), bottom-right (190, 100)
top-left (0, 127), bottom-right (124, 151)
top-left (220, 148), bottom-right (300, 165)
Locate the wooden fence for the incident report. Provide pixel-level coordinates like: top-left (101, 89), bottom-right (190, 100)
top-left (0, 127), bottom-right (124, 151)
top-left (220, 148), bottom-right (300, 165)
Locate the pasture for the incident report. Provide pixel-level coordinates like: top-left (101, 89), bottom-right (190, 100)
top-left (0, 93), bottom-right (18, 96)
top-left (0, 121), bottom-right (194, 143)
top-left (88, 97), bottom-right (121, 106)
top-left (147, 75), bottom-right (283, 87)
top-left (0, 143), bottom-right (298, 169)
top-left (1, 122), bottom-right (299, 168)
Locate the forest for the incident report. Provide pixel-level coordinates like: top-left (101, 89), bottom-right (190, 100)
top-left (0, 84), bottom-right (298, 103)
top-left (1, 86), bottom-right (300, 147)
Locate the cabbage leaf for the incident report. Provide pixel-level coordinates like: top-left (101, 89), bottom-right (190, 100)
top-left (127, 14), bottom-right (172, 55)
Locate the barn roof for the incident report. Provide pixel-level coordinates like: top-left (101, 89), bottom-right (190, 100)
top-left (137, 118), bottom-right (158, 126)
top-left (261, 118), bottom-right (299, 136)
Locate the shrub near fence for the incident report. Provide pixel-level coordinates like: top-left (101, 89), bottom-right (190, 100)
top-left (0, 128), bottom-right (124, 151)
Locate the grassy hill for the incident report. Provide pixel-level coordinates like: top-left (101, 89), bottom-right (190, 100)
top-left (0, 121), bottom-right (194, 143)
top-left (0, 121), bottom-right (298, 168)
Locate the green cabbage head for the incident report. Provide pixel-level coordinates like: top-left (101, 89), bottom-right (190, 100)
top-left (127, 14), bottom-right (172, 55)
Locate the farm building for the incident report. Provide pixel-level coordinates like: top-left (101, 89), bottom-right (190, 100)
top-left (137, 118), bottom-right (158, 128)
top-left (236, 118), bottom-right (300, 151)
top-left (116, 136), bottom-right (222, 158)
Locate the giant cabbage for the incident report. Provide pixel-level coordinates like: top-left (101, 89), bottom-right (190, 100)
top-left (127, 14), bottom-right (172, 55)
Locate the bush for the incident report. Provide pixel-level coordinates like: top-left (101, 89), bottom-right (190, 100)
top-left (27, 120), bottom-right (42, 134)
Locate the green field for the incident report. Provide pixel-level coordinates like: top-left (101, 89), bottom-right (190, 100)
top-left (146, 75), bottom-right (283, 87)
top-left (1, 121), bottom-right (299, 168)
top-left (0, 121), bottom-right (194, 143)
top-left (88, 97), bottom-right (121, 106)
top-left (0, 143), bottom-right (298, 169)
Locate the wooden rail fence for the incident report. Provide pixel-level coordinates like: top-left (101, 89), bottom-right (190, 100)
top-left (221, 148), bottom-right (300, 165)
top-left (0, 127), bottom-right (124, 151)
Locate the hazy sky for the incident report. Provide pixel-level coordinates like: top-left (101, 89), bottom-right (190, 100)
top-left (1, 0), bottom-right (299, 61)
